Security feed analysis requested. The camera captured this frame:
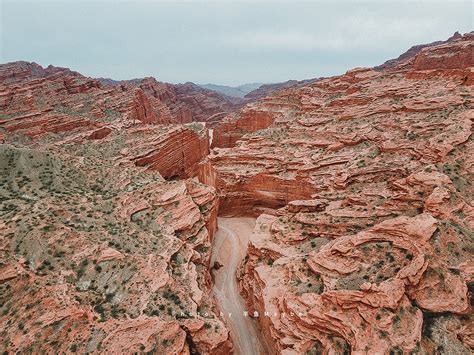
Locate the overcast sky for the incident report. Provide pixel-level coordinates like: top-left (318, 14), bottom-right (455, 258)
top-left (1, 0), bottom-right (472, 85)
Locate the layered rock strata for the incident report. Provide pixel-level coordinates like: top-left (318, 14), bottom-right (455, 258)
top-left (1, 31), bottom-right (473, 354)
top-left (200, 32), bottom-right (474, 353)
top-left (0, 141), bottom-right (230, 353)
top-left (0, 61), bottom-right (240, 130)
top-left (201, 33), bottom-right (474, 217)
top-left (0, 62), bottom-right (235, 353)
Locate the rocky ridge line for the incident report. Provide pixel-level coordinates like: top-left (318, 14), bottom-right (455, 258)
top-left (199, 32), bottom-right (474, 354)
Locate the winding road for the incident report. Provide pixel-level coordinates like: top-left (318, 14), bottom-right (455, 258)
top-left (211, 217), bottom-right (266, 355)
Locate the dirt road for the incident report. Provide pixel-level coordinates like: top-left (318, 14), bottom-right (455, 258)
top-left (211, 217), bottom-right (266, 355)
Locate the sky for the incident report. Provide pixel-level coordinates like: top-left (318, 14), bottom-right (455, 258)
top-left (1, 0), bottom-right (472, 85)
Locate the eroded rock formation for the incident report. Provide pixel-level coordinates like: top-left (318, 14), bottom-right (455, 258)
top-left (375, 31), bottom-right (463, 71)
top-left (0, 62), bottom-right (234, 352)
top-left (0, 142), bottom-right (231, 353)
top-left (1, 31), bottom-right (473, 354)
top-left (0, 61), bottom-right (241, 131)
top-left (201, 32), bottom-right (474, 353)
top-left (201, 33), bottom-right (474, 217)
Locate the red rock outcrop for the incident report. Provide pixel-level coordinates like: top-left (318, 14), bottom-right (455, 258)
top-left (0, 143), bottom-right (231, 354)
top-left (200, 33), bottom-right (474, 217)
top-left (375, 31), bottom-right (464, 71)
top-left (1, 31), bottom-right (473, 354)
top-left (237, 166), bottom-right (473, 353)
top-left (0, 63), bottom-right (238, 353)
top-left (200, 32), bottom-right (474, 353)
top-left (211, 109), bottom-right (278, 148)
top-left (0, 61), bottom-right (241, 135)
top-left (129, 125), bottom-right (210, 179)
top-left (413, 33), bottom-right (474, 71)
top-left (130, 88), bottom-right (160, 124)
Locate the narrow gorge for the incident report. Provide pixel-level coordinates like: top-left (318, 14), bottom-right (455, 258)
top-left (210, 218), bottom-right (266, 355)
top-left (197, 32), bottom-right (474, 354)
top-left (1, 32), bottom-right (473, 354)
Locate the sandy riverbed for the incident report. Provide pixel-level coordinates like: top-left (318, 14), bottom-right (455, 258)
top-left (210, 217), bottom-right (266, 355)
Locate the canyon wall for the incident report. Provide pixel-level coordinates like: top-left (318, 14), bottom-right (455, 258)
top-left (202, 32), bottom-right (474, 353)
top-left (0, 62), bottom-right (222, 180)
top-left (211, 108), bottom-right (277, 148)
top-left (0, 142), bottom-right (234, 353)
top-left (200, 33), bottom-right (474, 217)
top-left (0, 62), bottom-right (234, 353)
top-left (1, 32), bottom-right (473, 354)
top-left (131, 125), bottom-right (210, 179)
top-left (0, 61), bottom-right (240, 129)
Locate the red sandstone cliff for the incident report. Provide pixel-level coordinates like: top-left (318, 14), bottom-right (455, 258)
top-left (0, 137), bottom-right (230, 354)
top-left (200, 32), bottom-right (474, 354)
top-left (0, 61), bottom-right (241, 130)
top-left (0, 62), bottom-right (235, 353)
top-left (374, 31), bottom-right (464, 71)
top-left (1, 32), bottom-right (473, 355)
top-left (130, 124), bottom-right (210, 179)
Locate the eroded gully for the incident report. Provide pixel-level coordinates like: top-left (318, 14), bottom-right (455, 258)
top-left (210, 217), bottom-right (267, 355)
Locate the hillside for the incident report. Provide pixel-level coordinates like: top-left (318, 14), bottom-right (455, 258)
top-left (200, 32), bottom-right (474, 354)
top-left (1, 32), bottom-right (473, 354)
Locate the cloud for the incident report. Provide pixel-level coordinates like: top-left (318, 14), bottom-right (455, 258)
top-left (222, 15), bottom-right (444, 52)
top-left (1, 0), bottom-right (472, 84)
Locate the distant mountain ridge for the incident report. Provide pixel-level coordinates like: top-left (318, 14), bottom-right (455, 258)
top-left (243, 78), bottom-right (320, 100)
top-left (374, 31), bottom-right (463, 71)
top-left (199, 82), bottom-right (264, 98)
